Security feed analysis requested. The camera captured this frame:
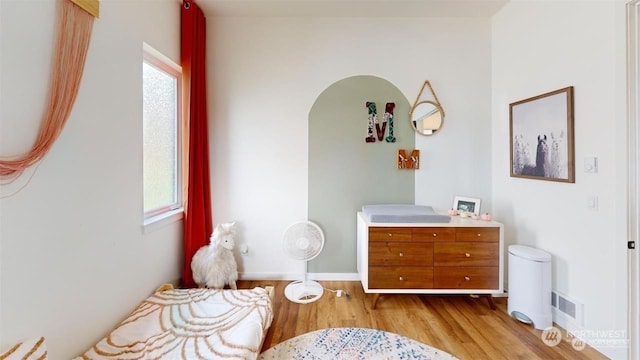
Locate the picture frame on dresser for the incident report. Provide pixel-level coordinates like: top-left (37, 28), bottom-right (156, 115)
top-left (453, 196), bottom-right (481, 215)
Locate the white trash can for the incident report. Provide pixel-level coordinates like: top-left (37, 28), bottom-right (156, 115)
top-left (507, 245), bottom-right (552, 330)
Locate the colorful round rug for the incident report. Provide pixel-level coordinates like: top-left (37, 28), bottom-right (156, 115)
top-left (259, 327), bottom-right (458, 359)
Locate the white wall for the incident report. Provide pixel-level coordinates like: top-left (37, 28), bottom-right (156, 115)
top-left (0, 1), bottom-right (628, 358)
top-left (491, 1), bottom-right (628, 358)
top-left (0, 0), bottom-right (182, 358)
top-left (208, 16), bottom-right (493, 278)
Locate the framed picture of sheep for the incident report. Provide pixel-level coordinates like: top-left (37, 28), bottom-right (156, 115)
top-left (510, 86), bottom-right (575, 183)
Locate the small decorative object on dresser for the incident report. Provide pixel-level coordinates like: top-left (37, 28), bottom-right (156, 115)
top-left (481, 213), bottom-right (492, 221)
top-left (191, 222), bottom-right (238, 289)
top-left (453, 196), bottom-right (481, 216)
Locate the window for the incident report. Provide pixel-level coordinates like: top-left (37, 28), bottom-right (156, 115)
top-left (142, 44), bottom-right (183, 224)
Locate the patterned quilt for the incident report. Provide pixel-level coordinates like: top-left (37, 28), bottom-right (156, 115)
top-left (74, 287), bottom-right (273, 360)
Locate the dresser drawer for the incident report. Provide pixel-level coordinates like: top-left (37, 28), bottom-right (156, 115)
top-left (369, 242), bottom-right (433, 266)
top-left (455, 227), bottom-right (499, 242)
top-left (412, 227), bottom-right (455, 242)
top-left (434, 243), bottom-right (498, 267)
top-left (369, 266), bottom-right (433, 289)
top-left (434, 267), bottom-right (498, 289)
top-left (369, 228), bottom-right (412, 242)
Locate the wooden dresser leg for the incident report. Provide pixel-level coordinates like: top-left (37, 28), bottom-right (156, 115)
top-left (372, 293), bottom-right (381, 309)
top-left (486, 295), bottom-right (497, 310)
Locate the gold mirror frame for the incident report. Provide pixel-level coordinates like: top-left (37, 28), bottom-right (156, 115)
top-left (410, 81), bottom-right (445, 136)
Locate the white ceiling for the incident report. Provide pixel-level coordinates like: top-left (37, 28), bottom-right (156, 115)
top-left (196, 0), bottom-right (509, 18)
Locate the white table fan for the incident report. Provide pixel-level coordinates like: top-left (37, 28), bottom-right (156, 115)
top-left (282, 220), bottom-right (325, 304)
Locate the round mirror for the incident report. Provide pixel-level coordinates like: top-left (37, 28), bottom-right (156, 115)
top-left (410, 101), bottom-right (444, 135)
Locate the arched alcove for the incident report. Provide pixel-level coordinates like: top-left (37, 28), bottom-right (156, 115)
top-left (308, 75), bottom-right (414, 273)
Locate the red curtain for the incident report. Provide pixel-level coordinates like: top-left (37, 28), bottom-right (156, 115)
top-left (181, 0), bottom-right (212, 288)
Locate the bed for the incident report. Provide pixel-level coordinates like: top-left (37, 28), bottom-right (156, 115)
top-left (73, 285), bottom-right (274, 360)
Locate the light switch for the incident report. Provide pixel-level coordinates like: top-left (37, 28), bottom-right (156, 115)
top-left (584, 157), bottom-right (598, 173)
top-left (587, 196), bottom-right (598, 210)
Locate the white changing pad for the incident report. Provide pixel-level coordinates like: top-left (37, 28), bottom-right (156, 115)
top-left (362, 204), bottom-right (451, 223)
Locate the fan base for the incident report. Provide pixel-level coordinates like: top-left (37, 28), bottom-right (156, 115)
top-left (284, 280), bottom-right (324, 304)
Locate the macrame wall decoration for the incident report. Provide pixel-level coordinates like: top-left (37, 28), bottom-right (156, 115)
top-left (397, 149), bottom-right (420, 170)
top-left (0, 0), bottom-right (98, 192)
top-left (365, 101), bottom-right (396, 143)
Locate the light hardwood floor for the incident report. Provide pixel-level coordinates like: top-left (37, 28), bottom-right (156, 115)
top-left (238, 280), bottom-right (608, 360)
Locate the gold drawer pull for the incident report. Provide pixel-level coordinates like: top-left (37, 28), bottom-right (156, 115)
top-left (388, 233), bottom-right (393, 237)
top-left (465, 253), bottom-right (471, 257)
top-left (399, 252), bottom-right (404, 257)
top-left (477, 233), bottom-right (482, 237)
top-left (464, 276), bottom-right (471, 281)
top-left (432, 233), bottom-right (437, 237)
top-left (399, 276), bottom-right (404, 281)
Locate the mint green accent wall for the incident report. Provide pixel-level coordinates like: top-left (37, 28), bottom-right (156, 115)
top-left (308, 76), bottom-right (414, 273)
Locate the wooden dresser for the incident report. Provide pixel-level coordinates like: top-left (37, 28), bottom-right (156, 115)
top-left (356, 212), bottom-right (504, 308)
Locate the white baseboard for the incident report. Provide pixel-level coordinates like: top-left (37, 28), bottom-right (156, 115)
top-left (239, 272), bottom-right (360, 281)
top-left (309, 273), bottom-right (360, 281)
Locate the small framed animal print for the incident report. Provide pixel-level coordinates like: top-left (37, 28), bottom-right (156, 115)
top-left (510, 87), bottom-right (575, 183)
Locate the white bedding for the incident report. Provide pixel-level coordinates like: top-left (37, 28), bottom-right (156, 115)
top-left (74, 287), bottom-right (273, 360)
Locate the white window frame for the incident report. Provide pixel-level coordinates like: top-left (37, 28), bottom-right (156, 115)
top-left (142, 43), bottom-right (184, 231)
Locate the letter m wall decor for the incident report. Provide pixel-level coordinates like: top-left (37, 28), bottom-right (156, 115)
top-left (365, 102), bottom-right (396, 143)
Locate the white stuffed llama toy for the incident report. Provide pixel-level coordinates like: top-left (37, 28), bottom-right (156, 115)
top-left (191, 222), bottom-right (238, 290)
